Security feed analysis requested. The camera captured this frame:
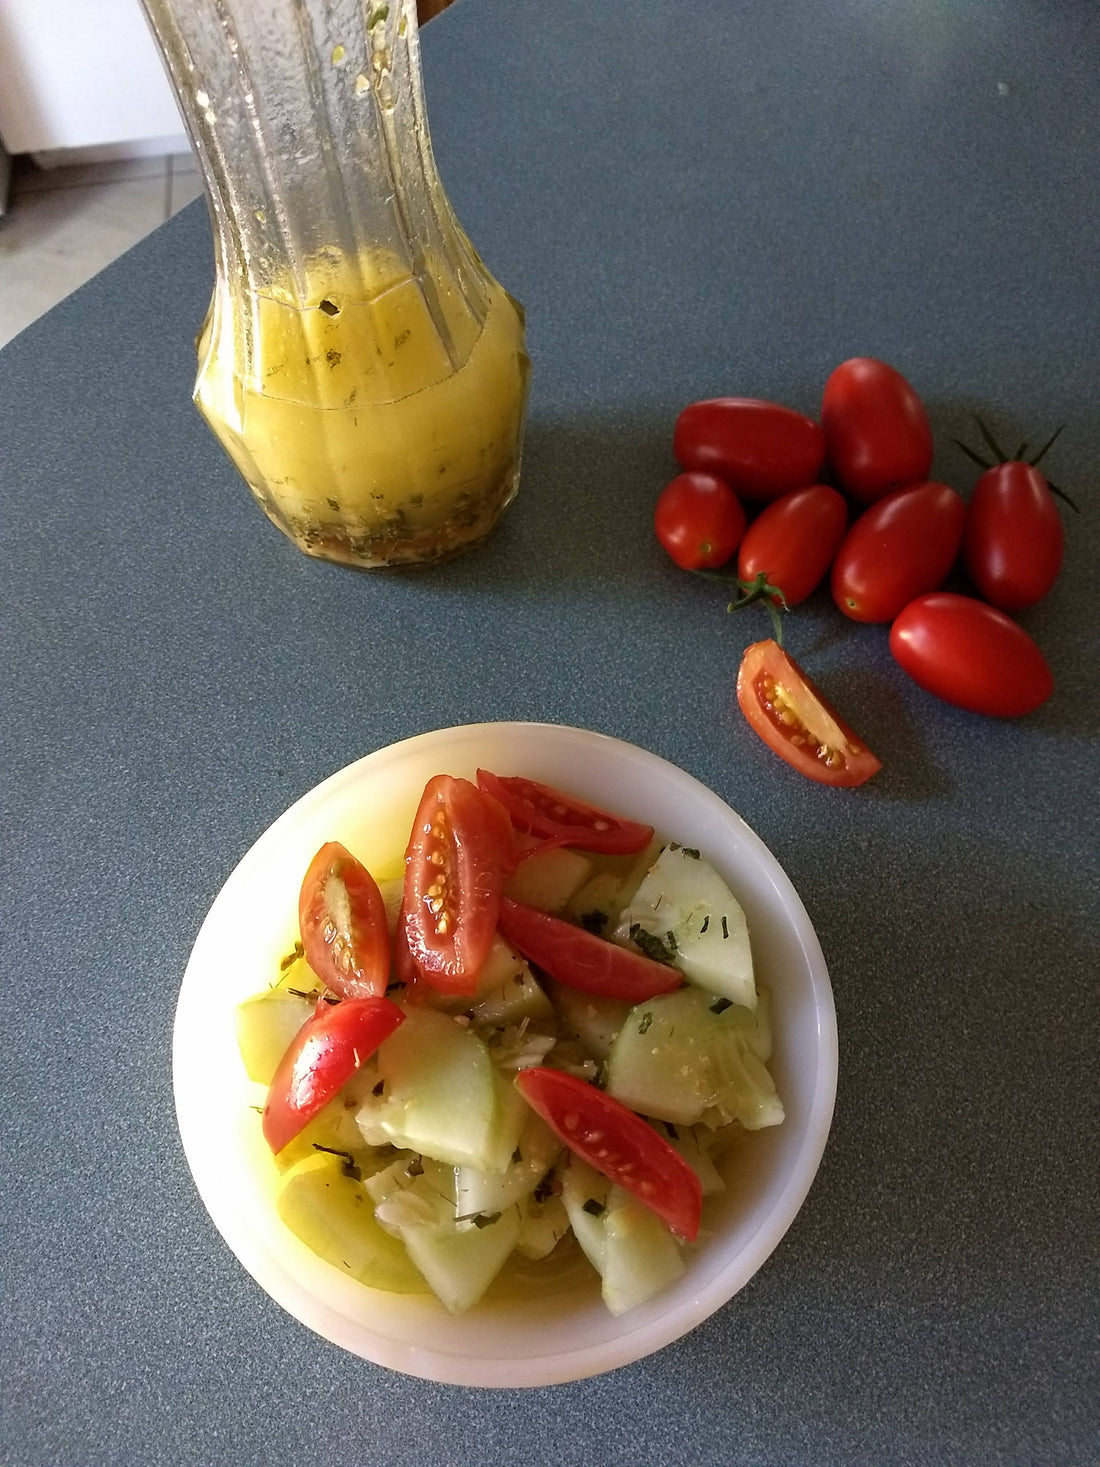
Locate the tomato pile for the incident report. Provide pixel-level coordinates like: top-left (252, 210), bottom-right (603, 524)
top-left (653, 358), bottom-right (1074, 783)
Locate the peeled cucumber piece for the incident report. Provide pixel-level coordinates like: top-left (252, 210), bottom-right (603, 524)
top-left (612, 844), bottom-right (756, 1010)
top-left (515, 1192), bottom-right (571, 1261)
top-left (606, 986), bottom-right (784, 1130)
top-left (373, 1167), bottom-right (522, 1314)
top-left (564, 837), bottom-right (663, 936)
top-left (355, 1006), bottom-right (525, 1170)
top-left (454, 1111), bottom-right (563, 1217)
top-left (403, 938), bottom-right (554, 1029)
top-left (401, 1205), bottom-right (523, 1314)
top-left (600, 1190), bottom-right (686, 1316)
top-left (235, 988), bottom-right (313, 1085)
top-left (273, 1066), bottom-right (385, 1173)
top-left (546, 980), bottom-right (632, 1061)
top-left (560, 1159), bottom-right (611, 1274)
top-left (504, 846), bottom-right (593, 913)
top-left (467, 939), bottom-right (555, 1027)
top-left (375, 876), bottom-right (404, 934)
top-left (276, 1150), bottom-right (428, 1294)
top-left (273, 952), bottom-right (326, 998)
top-left (660, 1123), bottom-right (726, 1196)
top-left (561, 1159), bottom-right (685, 1316)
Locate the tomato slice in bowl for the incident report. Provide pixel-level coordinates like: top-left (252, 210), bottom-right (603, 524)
top-left (298, 842), bottom-right (391, 999)
top-left (498, 898), bottom-right (683, 1002)
top-left (262, 996), bottom-right (404, 1153)
top-left (515, 1067), bottom-right (702, 1241)
top-left (403, 775), bottom-right (515, 994)
top-left (477, 769), bottom-right (655, 854)
top-left (736, 640), bottom-right (881, 787)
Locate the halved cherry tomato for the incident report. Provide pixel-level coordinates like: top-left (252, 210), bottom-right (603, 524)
top-left (821, 358), bottom-right (933, 502)
top-left (403, 775), bottom-right (515, 994)
top-left (653, 471), bottom-right (746, 570)
top-left (963, 462), bottom-right (1064, 611)
top-left (298, 842), bottom-right (391, 1000)
top-left (737, 485), bottom-right (848, 606)
top-left (476, 770), bottom-right (654, 855)
top-left (830, 481), bottom-right (965, 624)
top-left (262, 995), bottom-right (404, 1153)
top-left (673, 398), bottom-right (826, 502)
top-left (497, 898), bottom-right (683, 1001)
top-left (889, 593), bottom-right (1053, 717)
top-left (735, 640), bottom-right (882, 787)
top-left (515, 1067), bottom-right (702, 1240)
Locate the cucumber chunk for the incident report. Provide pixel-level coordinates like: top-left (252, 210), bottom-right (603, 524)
top-left (657, 1122), bottom-right (726, 1195)
top-left (273, 1067), bottom-right (385, 1173)
top-left (355, 1007), bottom-right (504, 1169)
top-left (235, 988), bottom-right (313, 1085)
top-left (606, 986), bottom-right (784, 1130)
top-left (560, 1159), bottom-right (611, 1274)
top-left (276, 1150), bottom-right (428, 1294)
top-left (468, 939), bottom-right (555, 1027)
top-left (273, 952), bottom-right (326, 998)
top-left (515, 1192), bottom-right (571, 1261)
top-left (600, 1189), bottom-right (686, 1316)
top-left (564, 837), bottom-right (663, 936)
top-left (401, 1206), bottom-right (523, 1315)
top-left (374, 1167), bottom-right (522, 1314)
top-left (546, 980), bottom-right (632, 1061)
top-left (454, 1111), bottom-right (563, 1217)
top-left (505, 847), bottom-right (593, 913)
top-left (612, 844), bottom-right (756, 1009)
top-left (560, 1159), bottom-right (684, 1315)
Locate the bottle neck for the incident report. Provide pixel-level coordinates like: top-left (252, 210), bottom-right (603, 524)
top-left (143, 0), bottom-right (489, 325)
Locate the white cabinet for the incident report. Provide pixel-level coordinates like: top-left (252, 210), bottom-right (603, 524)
top-left (0, 0), bottom-right (187, 157)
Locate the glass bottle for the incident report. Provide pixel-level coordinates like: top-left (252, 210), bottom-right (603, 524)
top-left (140, 0), bottom-right (530, 568)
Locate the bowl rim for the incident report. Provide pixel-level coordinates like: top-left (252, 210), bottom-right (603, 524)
top-left (173, 720), bottom-right (838, 1386)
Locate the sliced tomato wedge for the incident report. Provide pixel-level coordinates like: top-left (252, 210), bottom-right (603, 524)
top-left (298, 842), bottom-right (391, 999)
top-left (735, 639), bottom-right (881, 788)
top-left (476, 769), bottom-right (655, 855)
top-left (262, 995), bottom-right (404, 1153)
top-left (515, 1067), bottom-right (702, 1240)
top-left (497, 898), bottom-right (682, 1002)
top-left (403, 775), bottom-right (515, 995)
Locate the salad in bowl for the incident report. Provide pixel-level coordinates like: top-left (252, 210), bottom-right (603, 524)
top-left (174, 723), bottom-right (836, 1386)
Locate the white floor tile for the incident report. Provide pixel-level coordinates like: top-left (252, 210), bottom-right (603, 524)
top-left (167, 159), bottom-right (206, 216)
top-left (14, 155), bottom-right (169, 193)
top-left (0, 173), bottom-right (167, 346)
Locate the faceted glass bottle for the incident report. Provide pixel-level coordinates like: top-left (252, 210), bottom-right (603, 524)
top-left (142, 0), bottom-right (529, 567)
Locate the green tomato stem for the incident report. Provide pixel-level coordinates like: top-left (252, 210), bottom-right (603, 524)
top-left (690, 567), bottom-right (788, 646)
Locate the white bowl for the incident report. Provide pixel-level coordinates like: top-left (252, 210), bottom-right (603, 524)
top-left (174, 722), bottom-right (837, 1386)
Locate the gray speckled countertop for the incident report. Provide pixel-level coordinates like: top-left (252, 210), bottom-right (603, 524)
top-left (1, 2), bottom-right (1097, 1463)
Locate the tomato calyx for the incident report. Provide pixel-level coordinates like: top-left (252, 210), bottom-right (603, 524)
top-left (692, 568), bottom-right (788, 644)
top-left (953, 417), bottom-right (1078, 512)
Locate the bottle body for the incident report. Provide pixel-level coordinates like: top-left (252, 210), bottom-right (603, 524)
top-left (144, 0), bottom-right (529, 567)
